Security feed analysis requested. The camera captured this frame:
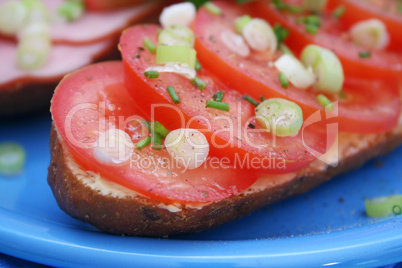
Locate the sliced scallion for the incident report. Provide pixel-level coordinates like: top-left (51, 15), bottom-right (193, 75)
top-left (256, 98), bottom-right (303, 137)
top-left (212, 91), bottom-right (225, 102)
top-left (206, 100), bottom-right (230, 111)
top-left (365, 195), bottom-right (402, 217)
top-left (195, 59), bottom-right (202, 72)
top-left (274, 54), bottom-right (315, 90)
top-left (234, 15), bottom-right (252, 34)
top-left (191, 76), bottom-right (207, 90)
top-left (57, 0), bottom-right (84, 22)
top-left (158, 25), bottom-right (195, 47)
top-left (260, 95), bottom-right (266, 101)
top-left (167, 86), bottom-right (181, 104)
top-left (135, 137), bottom-right (151, 151)
top-left (204, 2), bottom-right (221, 15)
top-left (22, 0), bottom-right (49, 22)
top-left (143, 38), bottom-right (156, 54)
top-left (243, 18), bottom-right (277, 53)
top-left (350, 19), bottom-right (389, 50)
top-left (144, 70), bottom-right (159, 79)
top-left (0, 142), bottom-right (25, 175)
top-left (151, 121), bottom-right (170, 138)
top-left (17, 33), bottom-right (51, 70)
top-left (151, 131), bottom-right (163, 150)
top-left (0, 1), bottom-right (27, 35)
top-left (300, 44), bottom-right (344, 93)
top-left (242, 95), bottom-right (259, 107)
top-left (156, 45), bottom-right (196, 69)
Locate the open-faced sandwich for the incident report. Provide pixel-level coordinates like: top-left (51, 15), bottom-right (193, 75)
top-left (0, 0), bottom-right (162, 116)
top-left (48, 0), bottom-right (402, 236)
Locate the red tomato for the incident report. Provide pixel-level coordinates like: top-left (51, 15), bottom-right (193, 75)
top-left (328, 0), bottom-right (402, 52)
top-left (84, 0), bottom-right (143, 11)
top-left (120, 25), bottom-right (334, 174)
top-left (194, 1), bottom-right (401, 134)
top-left (251, 0), bottom-right (402, 80)
top-left (51, 61), bottom-right (261, 204)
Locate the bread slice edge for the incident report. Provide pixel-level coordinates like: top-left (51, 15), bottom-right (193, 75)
top-left (47, 123), bottom-right (402, 237)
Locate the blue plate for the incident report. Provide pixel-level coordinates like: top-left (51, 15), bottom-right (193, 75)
top-left (0, 113), bottom-right (401, 267)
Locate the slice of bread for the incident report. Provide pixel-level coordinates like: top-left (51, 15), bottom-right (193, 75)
top-left (47, 116), bottom-right (402, 237)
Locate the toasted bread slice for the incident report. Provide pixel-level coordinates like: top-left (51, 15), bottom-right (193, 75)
top-left (47, 117), bottom-right (402, 237)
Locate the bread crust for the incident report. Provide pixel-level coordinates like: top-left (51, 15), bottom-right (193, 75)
top-left (47, 123), bottom-right (402, 237)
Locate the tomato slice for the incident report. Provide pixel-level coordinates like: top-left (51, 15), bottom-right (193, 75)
top-left (84, 0), bottom-right (143, 11)
top-left (194, 1), bottom-right (401, 134)
top-left (120, 25), bottom-right (334, 174)
top-left (252, 0), bottom-right (402, 80)
top-left (51, 61), bottom-right (261, 204)
top-left (328, 0), bottom-right (402, 52)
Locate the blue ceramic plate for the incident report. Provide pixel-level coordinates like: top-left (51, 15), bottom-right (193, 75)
top-left (0, 114), bottom-right (401, 267)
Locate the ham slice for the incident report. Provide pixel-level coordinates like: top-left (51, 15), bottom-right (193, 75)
top-left (47, 0), bottom-right (161, 44)
top-left (0, 38), bottom-right (114, 88)
top-left (0, 0), bottom-right (161, 44)
top-left (0, 0), bottom-right (162, 89)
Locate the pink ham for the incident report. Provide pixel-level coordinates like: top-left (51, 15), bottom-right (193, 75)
top-left (47, 0), bottom-right (161, 44)
top-left (0, 38), bottom-right (115, 88)
top-left (0, 0), bottom-right (161, 44)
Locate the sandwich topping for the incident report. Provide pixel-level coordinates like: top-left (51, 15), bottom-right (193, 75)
top-left (51, 1), bottom-right (401, 205)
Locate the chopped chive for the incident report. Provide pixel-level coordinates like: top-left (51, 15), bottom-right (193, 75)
top-left (260, 95), bottom-right (266, 101)
top-left (273, 0), bottom-right (286, 10)
top-left (206, 100), bottom-right (230, 111)
top-left (339, 90), bottom-right (346, 99)
top-left (317, 94), bottom-right (334, 111)
top-left (279, 43), bottom-right (294, 56)
top-left (278, 72), bottom-right (289, 89)
top-left (151, 131), bottom-right (163, 150)
top-left (151, 121), bottom-right (170, 137)
top-left (191, 76), bottom-right (207, 90)
top-left (235, 0), bottom-right (256, 3)
top-left (273, 0), bottom-right (302, 13)
top-left (142, 120), bottom-right (152, 132)
top-left (157, 28), bottom-right (162, 35)
top-left (304, 15), bottom-right (321, 26)
top-left (273, 23), bottom-right (289, 44)
top-left (143, 38), bottom-right (156, 54)
top-left (144, 70), bottom-right (159, 78)
top-left (167, 86), bottom-right (181, 104)
top-left (212, 91), bottom-right (225, 102)
top-left (305, 24), bottom-right (318, 34)
top-left (333, 5), bottom-right (346, 18)
top-left (286, 4), bottom-right (302, 13)
top-left (195, 59), bottom-right (202, 72)
top-left (359, 51), bottom-right (371, 58)
top-left (242, 95), bottom-right (259, 107)
top-left (204, 2), bottom-right (221, 15)
top-left (135, 137), bottom-right (151, 151)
